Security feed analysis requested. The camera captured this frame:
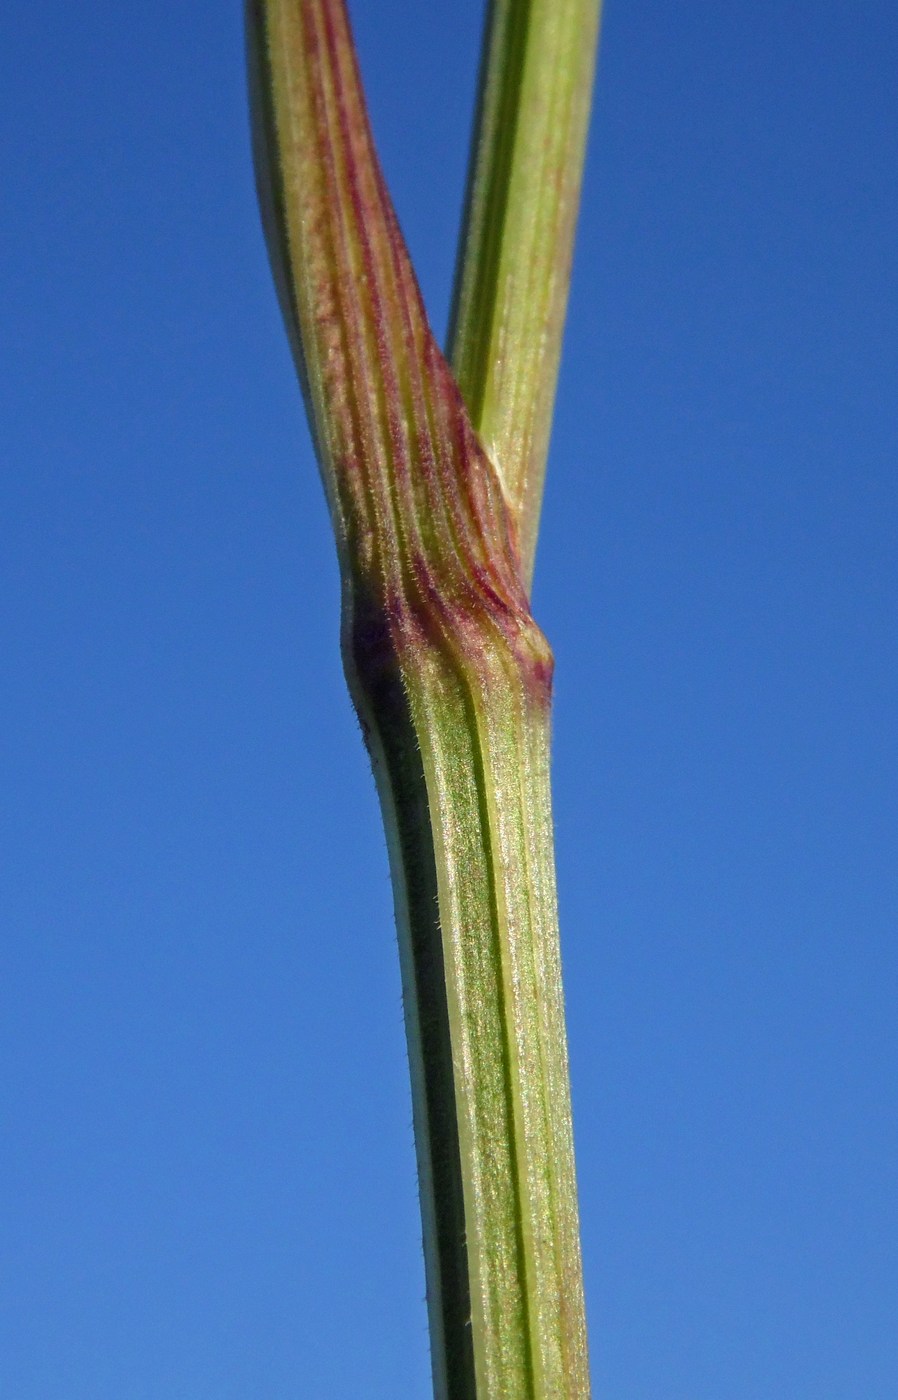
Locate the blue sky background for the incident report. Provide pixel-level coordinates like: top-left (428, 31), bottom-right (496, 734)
top-left (2, 2), bottom-right (896, 1396)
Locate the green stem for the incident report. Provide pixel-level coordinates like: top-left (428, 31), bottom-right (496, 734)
top-left (449, 0), bottom-right (602, 586)
top-left (356, 591), bottom-right (588, 1398)
top-left (246, 1), bottom-right (597, 1392)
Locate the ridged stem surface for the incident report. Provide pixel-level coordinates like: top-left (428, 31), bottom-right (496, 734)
top-left (247, 2), bottom-right (593, 1393)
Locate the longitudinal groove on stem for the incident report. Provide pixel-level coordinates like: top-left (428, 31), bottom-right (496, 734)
top-left (247, 2), bottom-right (591, 1395)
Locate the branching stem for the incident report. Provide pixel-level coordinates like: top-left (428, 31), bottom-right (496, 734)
top-left (247, 1), bottom-right (600, 1393)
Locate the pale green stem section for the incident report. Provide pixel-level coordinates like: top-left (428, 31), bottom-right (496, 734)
top-left (403, 642), bottom-right (588, 1398)
top-left (449, 0), bottom-right (602, 585)
top-left (356, 602), bottom-right (589, 1398)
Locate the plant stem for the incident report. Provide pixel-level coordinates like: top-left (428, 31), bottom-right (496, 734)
top-left (246, 1), bottom-right (598, 1393)
top-left (449, 0), bottom-right (602, 586)
top-left (368, 594), bottom-right (588, 1398)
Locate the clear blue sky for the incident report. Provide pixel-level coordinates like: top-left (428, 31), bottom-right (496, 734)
top-left (2, 2), bottom-right (896, 1396)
